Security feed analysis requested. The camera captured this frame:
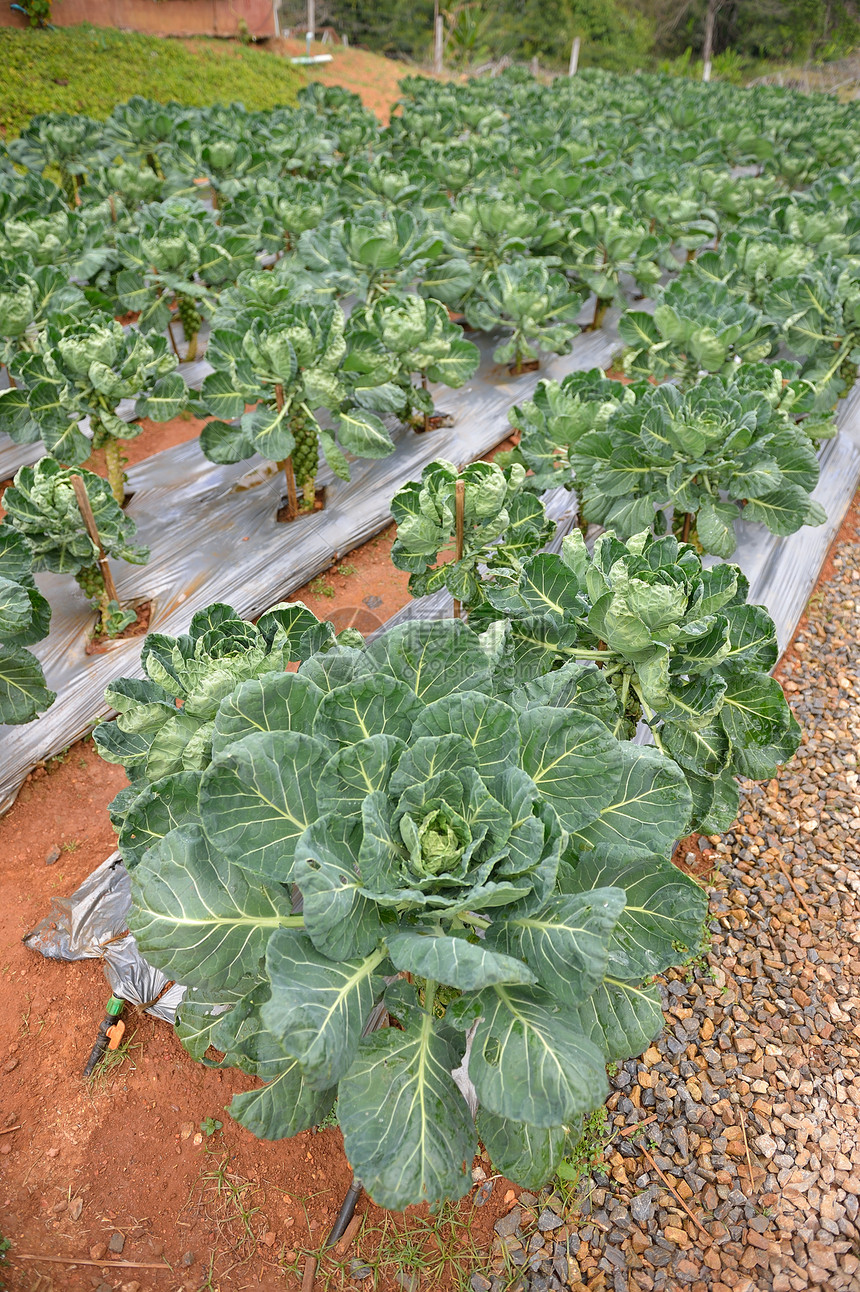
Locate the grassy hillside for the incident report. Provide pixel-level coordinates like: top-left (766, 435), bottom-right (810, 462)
top-left (0, 25), bottom-right (305, 137)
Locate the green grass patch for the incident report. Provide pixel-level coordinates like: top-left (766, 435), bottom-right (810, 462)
top-left (0, 24), bottom-right (305, 138)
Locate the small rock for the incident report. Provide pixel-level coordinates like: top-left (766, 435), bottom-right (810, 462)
top-left (121, 1283), bottom-right (141, 1292)
top-left (89, 1243), bottom-right (106, 1261)
top-left (471, 1276), bottom-right (492, 1292)
top-left (538, 1208), bottom-right (564, 1231)
top-left (68, 1196), bottom-right (83, 1221)
top-left (630, 1192), bottom-right (654, 1225)
top-left (350, 1258), bottom-right (373, 1279)
top-left (495, 1206), bottom-right (523, 1238)
top-left (3, 1058), bottom-right (19, 1074)
top-left (45, 846), bottom-right (60, 865)
top-left (475, 1180), bottom-right (494, 1206)
top-left (395, 1271), bottom-right (419, 1292)
top-left (363, 595), bottom-right (383, 609)
top-left (181, 1251), bottom-right (195, 1266)
top-left (108, 1233), bottom-right (125, 1254)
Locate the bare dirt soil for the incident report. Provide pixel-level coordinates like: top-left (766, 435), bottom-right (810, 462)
top-left (272, 39), bottom-right (445, 124)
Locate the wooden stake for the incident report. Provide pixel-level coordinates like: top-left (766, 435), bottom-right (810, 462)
top-left (17, 1255), bottom-right (170, 1270)
top-left (0, 1124), bottom-right (21, 1135)
top-left (71, 475), bottom-right (120, 606)
top-left (275, 383), bottom-right (299, 521)
top-left (568, 35), bottom-right (581, 75)
top-left (452, 478), bottom-right (465, 620)
top-left (681, 511), bottom-right (692, 544)
top-left (637, 1142), bottom-right (711, 1239)
top-left (776, 853), bottom-right (815, 919)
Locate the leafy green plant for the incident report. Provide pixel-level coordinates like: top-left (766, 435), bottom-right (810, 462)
top-left (567, 371), bottom-right (829, 554)
top-left (390, 458), bottom-right (553, 606)
top-left (0, 205), bottom-right (111, 284)
top-left (466, 259), bottom-right (585, 373)
top-left (115, 197), bottom-right (255, 361)
top-left (1, 458), bottom-right (148, 637)
top-left (764, 259), bottom-right (860, 407)
top-left (4, 319), bottom-right (185, 503)
top-left (0, 255), bottom-right (90, 369)
top-left (424, 194), bottom-right (565, 312)
top-left (95, 601), bottom-right (338, 831)
top-left (0, 527), bottom-right (54, 725)
top-left (7, 111), bottom-right (105, 204)
top-left (620, 279), bottom-right (776, 385)
top-left (296, 209), bottom-right (443, 304)
top-left (563, 204), bottom-right (666, 329)
top-left (198, 302), bottom-right (395, 518)
top-left (477, 529), bottom-right (800, 833)
top-left (345, 292), bottom-right (480, 432)
top-left (99, 611), bottom-right (707, 1209)
top-left (506, 368), bottom-right (635, 496)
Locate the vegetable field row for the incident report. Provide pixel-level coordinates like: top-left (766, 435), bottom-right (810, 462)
top-left (3, 66), bottom-right (860, 1214)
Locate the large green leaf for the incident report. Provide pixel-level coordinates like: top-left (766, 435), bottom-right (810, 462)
top-left (569, 743), bottom-right (691, 860)
top-left (229, 1053), bottom-right (335, 1140)
top-left (519, 705), bottom-right (623, 831)
top-left (129, 825), bottom-right (298, 991)
top-left (563, 852), bottom-right (707, 977)
top-left (263, 930), bottom-right (387, 1089)
top-left (200, 731), bottom-right (331, 882)
top-left (0, 644), bottom-right (55, 724)
top-left (338, 1007), bottom-right (476, 1210)
top-left (476, 1110), bottom-right (574, 1191)
top-left (211, 672), bottom-right (324, 756)
top-left (355, 620), bottom-right (492, 704)
top-left (118, 770), bottom-right (201, 869)
top-left (296, 813), bottom-right (393, 959)
top-left (386, 929), bottom-right (536, 991)
top-left (317, 734), bottom-right (404, 817)
top-left (411, 691), bottom-right (519, 785)
top-left (315, 675), bottom-right (423, 745)
top-left (718, 670), bottom-right (800, 778)
top-left (489, 889), bottom-right (626, 1007)
top-left (571, 978), bottom-right (664, 1062)
top-left (462, 985), bottom-right (608, 1127)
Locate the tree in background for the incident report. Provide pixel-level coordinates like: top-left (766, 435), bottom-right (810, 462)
top-left (291, 0), bottom-right (859, 67)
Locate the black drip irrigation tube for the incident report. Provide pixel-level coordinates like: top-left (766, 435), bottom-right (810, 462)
top-left (301, 1177), bottom-right (363, 1290)
top-left (325, 1177), bottom-right (363, 1248)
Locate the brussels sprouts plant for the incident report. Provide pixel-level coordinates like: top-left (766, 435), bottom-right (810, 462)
top-left (0, 256), bottom-right (90, 371)
top-left (96, 611), bottom-right (707, 1209)
top-left (466, 259), bottom-right (586, 374)
top-left (390, 458), bottom-right (553, 608)
top-left (619, 279), bottom-right (776, 386)
top-left (5, 319), bottom-right (186, 503)
top-left (423, 194), bottom-right (566, 313)
top-left (1, 458), bottom-right (149, 637)
top-left (115, 197), bottom-right (256, 361)
top-left (477, 530), bottom-right (800, 833)
top-left (566, 372), bottom-right (829, 554)
top-left (296, 209), bottom-right (443, 304)
top-left (198, 303), bottom-right (395, 519)
top-left (0, 527), bottom-right (55, 725)
top-left (764, 259), bottom-right (860, 408)
top-left (563, 204), bottom-right (666, 330)
top-left (7, 112), bottom-right (106, 205)
top-left (506, 369), bottom-right (635, 496)
top-left (345, 293), bottom-right (480, 433)
top-left (94, 601), bottom-right (339, 816)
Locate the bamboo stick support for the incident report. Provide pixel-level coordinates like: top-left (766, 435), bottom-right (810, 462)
top-left (453, 478), bottom-right (465, 619)
top-left (71, 475), bottom-right (120, 606)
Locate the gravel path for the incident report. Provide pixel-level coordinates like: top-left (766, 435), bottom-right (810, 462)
top-left (478, 501), bottom-right (860, 1292)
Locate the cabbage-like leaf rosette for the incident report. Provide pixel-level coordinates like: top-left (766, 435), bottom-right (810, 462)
top-left (100, 614), bottom-right (706, 1211)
